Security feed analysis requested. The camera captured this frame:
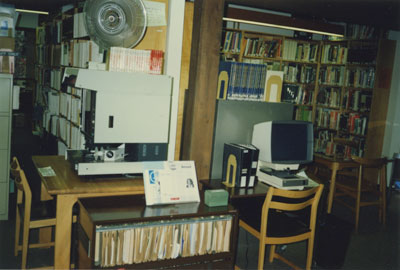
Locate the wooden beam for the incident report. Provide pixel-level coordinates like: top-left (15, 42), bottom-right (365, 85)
top-left (181, 0), bottom-right (225, 179)
top-left (175, 2), bottom-right (194, 160)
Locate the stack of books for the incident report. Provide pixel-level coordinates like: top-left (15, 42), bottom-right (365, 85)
top-left (108, 47), bottom-right (164, 74)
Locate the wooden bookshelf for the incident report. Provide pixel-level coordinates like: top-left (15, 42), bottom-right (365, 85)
top-left (216, 26), bottom-right (396, 161)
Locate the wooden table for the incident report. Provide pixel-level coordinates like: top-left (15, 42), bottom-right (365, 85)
top-left (202, 179), bottom-right (270, 199)
top-left (313, 156), bottom-right (357, 213)
top-left (32, 155), bottom-right (145, 269)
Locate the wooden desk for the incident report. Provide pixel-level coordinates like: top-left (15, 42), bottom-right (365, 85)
top-left (32, 155), bottom-right (145, 269)
top-left (202, 180), bottom-right (270, 199)
top-left (77, 195), bottom-right (238, 269)
top-left (313, 156), bottom-right (357, 213)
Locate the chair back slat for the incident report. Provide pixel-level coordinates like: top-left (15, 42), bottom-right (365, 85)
top-left (263, 185), bottom-right (323, 215)
top-left (270, 198), bottom-right (314, 212)
top-left (351, 155), bottom-right (387, 168)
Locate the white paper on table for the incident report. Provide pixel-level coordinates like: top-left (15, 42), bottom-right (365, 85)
top-left (37, 166), bottom-right (56, 177)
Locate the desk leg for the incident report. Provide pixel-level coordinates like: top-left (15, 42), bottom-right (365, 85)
top-left (327, 165), bottom-right (339, 214)
top-left (54, 195), bottom-right (77, 270)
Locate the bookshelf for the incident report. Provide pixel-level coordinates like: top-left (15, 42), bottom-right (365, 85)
top-left (77, 195), bottom-right (239, 269)
top-left (218, 25), bottom-right (396, 160)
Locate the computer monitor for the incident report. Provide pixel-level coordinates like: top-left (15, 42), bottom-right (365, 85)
top-left (251, 120), bottom-right (313, 171)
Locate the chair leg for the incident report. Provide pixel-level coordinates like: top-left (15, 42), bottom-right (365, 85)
top-left (355, 170), bottom-right (362, 233)
top-left (258, 240), bottom-right (266, 270)
top-left (269, 244), bottom-right (276, 263)
top-left (381, 169), bottom-right (387, 227)
top-left (21, 221), bottom-right (30, 269)
top-left (355, 195), bottom-right (360, 233)
top-left (306, 236), bottom-right (315, 270)
top-left (14, 209), bottom-right (21, 256)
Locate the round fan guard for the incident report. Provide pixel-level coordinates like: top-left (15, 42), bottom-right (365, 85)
top-left (84, 0), bottom-right (147, 49)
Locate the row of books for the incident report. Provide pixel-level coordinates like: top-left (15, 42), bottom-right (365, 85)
top-left (345, 24), bottom-right (378, 40)
top-left (59, 118), bottom-right (85, 149)
top-left (36, 44), bottom-right (61, 66)
top-left (342, 113), bottom-right (368, 135)
top-left (283, 64), bottom-right (316, 84)
top-left (73, 12), bottom-right (88, 39)
top-left (36, 12), bottom-right (88, 44)
top-left (342, 90), bottom-right (372, 112)
top-left (316, 109), bottom-right (368, 136)
top-left (320, 44), bottom-right (348, 64)
top-left (93, 216), bottom-right (233, 267)
top-left (319, 66), bottom-right (345, 86)
top-left (59, 92), bottom-right (81, 126)
top-left (316, 87), bottom-right (341, 108)
top-left (36, 26), bottom-right (46, 45)
top-left (282, 40), bottom-right (319, 62)
top-left (314, 130), bottom-right (365, 158)
top-left (315, 108), bottom-right (341, 130)
top-left (345, 68), bottom-right (375, 88)
top-left (43, 112), bottom-right (58, 137)
top-left (108, 47), bottom-right (164, 74)
top-left (243, 37), bottom-right (281, 58)
top-left (314, 130), bottom-right (336, 156)
top-left (281, 84), bottom-right (314, 105)
top-left (50, 69), bottom-right (62, 90)
top-left (217, 61), bottom-right (267, 101)
top-left (222, 31), bottom-right (242, 53)
top-left (61, 40), bottom-right (104, 68)
top-left (335, 136), bottom-right (365, 159)
top-left (295, 106), bottom-right (313, 122)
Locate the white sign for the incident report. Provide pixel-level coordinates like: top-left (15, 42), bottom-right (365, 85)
top-left (143, 161), bottom-right (200, 205)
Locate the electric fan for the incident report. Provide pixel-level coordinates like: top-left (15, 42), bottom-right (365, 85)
top-left (83, 0), bottom-right (147, 50)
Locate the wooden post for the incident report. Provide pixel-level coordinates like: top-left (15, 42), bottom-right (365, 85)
top-left (181, 0), bottom-right (225, 180)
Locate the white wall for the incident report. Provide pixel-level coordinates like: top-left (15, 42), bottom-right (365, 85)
top-left (383, 31), bottom-right (400, 179)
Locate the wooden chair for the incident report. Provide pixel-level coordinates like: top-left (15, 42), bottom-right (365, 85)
top-left (236, 184), bottom-right (324, 270)
top-left (11, 157), bottom-right (56, 270)
top-left (334, 155), bottom-right (387, 233)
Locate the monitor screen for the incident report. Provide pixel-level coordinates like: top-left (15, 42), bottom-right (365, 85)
top-left (271, 123), bottom-right (309, 162)
top-left (252, 120), bottom-right (313, 168)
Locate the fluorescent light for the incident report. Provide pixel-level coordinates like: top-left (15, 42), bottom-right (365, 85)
top-left (15, 8), bottom-right (49, 15)
top-left (223, 17), bottom-right (344, 37)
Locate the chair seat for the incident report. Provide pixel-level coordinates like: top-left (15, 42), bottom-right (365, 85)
top-left (18, 200), bottom-right (56, 221)
top-left (233, 198), bottom-right (310, 238)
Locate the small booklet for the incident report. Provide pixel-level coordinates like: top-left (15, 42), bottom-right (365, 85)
top-left (143, 161), bottom-right (200, 206)
top-left (38, 166), bottom-right (56, 177)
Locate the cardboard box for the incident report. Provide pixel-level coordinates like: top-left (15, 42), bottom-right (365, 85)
top-left (0, 55), bottom-right (14, 73)
top-left (0, 37), bottom-right (15, 50)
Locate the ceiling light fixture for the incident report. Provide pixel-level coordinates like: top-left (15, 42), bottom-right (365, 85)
top-left (224, 7), bottom-right (344, 38)
top-left (15, 8), bottom-right (49, 15)
top-left (223, 17), bottom-right (344, 37)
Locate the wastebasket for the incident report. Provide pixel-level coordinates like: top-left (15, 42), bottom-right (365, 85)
top-left (391, 153), bottom-right (400, 190)
top-left (314, 214), bottom-right (353, 269)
